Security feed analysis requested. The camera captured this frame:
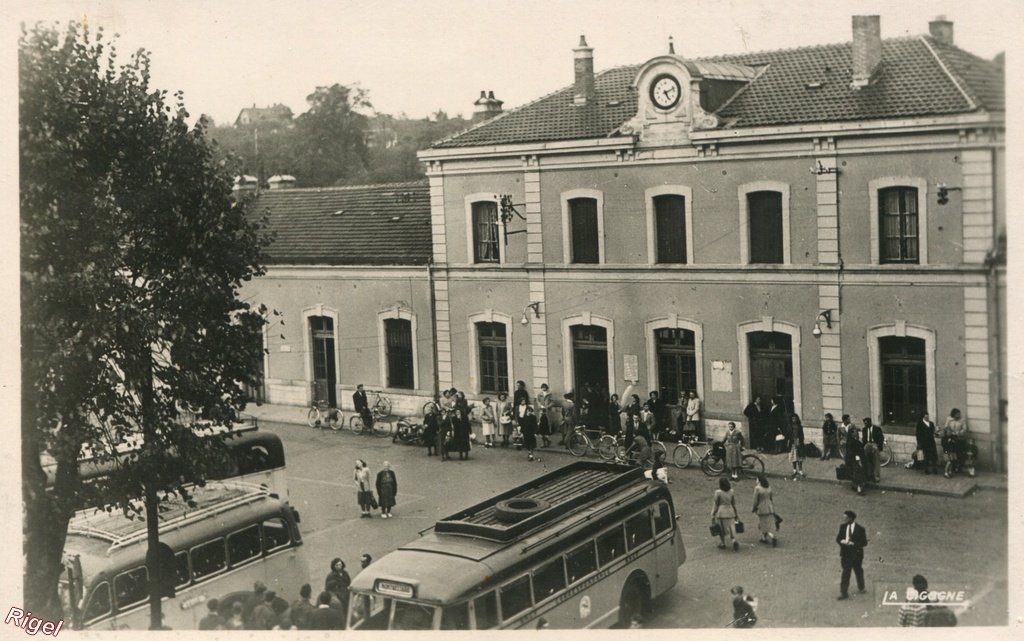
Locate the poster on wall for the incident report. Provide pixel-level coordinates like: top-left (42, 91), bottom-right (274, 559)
top-left (711, 360), bottom-right (733, 392)
top-left (623, 354), bottom-right (639, 383)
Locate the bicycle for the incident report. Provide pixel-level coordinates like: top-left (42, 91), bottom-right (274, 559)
top-left (307, 400), bottom-right (344, 431)
top-left (838, 436), bottom-right (893, 467)
top-left (365, 389), bottom-right (393, 419)
top-left (670, 434), bottom-right (710, 469)
top-left (699, 441), bottom-right (765, 479)
top-left (566, 425), bottom-right (605, 457)
top-left (349, 406), bottom-right (393, 438)
top-left (598, 433), bottom-right (668, 464)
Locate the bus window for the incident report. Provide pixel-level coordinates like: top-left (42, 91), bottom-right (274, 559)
top-left (566, 542), bottom-right (597, 584)
top-left (227, 524), bottom-right (262, 566)
top-left (262, 518), bottom-right (291, 552)
top-left (440, 602), bottom-right (470, 630)
top-left (653, 502), bottom-right (672, 534)
top-left (499, 575), bottom-right (532, 621)
top-left (472, 592), bottom-right (499, 630)
top-left (350, 594), bottom-right (389, 630)
top-left (597, 526), bottom-right (626, 566)
top-left (113, 566), bottom-right (148, 610)
top-left (625, 510), bottom-right (653, 549)
top-left (191, 538), bottom-right (226, 579)
top-left (392, 601), bottom-right (435, 630)
top-left (532, 558), bottom-right (566, 602)
top-left (83, 582), bottom-right (111, 623)
top-left (174, 552), bottom-right (190, 588)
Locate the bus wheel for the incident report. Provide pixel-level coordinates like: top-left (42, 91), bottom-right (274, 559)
top-left (494, 497), bottom-right (551, 523)
top-left (618, 573), bottom-right (651, 628)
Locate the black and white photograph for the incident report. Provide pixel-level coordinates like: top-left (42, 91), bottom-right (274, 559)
top-left (6, 0), bottom-right (1019, 634)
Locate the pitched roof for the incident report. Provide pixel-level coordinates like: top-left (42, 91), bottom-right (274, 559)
top-left (252, 181), bottom-right (431, 265)
top-left (433, 35), bottom-right (1003, 149)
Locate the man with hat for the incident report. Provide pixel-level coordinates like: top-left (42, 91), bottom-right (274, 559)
top-left (836, 510), bottom-right (868, 600)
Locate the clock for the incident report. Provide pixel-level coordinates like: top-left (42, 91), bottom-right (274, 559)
top-left (650, 73), bottom-right (681, 110)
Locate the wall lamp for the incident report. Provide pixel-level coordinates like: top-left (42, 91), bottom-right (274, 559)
top-left (812, 310), bottom-right (833, 337)
top-left (520, 302), bottom-right (541, 326)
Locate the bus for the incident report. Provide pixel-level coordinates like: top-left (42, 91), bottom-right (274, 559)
top-left (347, 461), bottom-right (685, 630)
top-left (59, 481), bottom-right (307, 630)
top-left (43, 419), bottom-right (290, 505)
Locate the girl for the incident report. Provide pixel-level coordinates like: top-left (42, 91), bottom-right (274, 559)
top-left (752, 474), bottom-right (777, 547)
top-left (723, 421), bottom-right (745, 480)
top-left (712, 477), bottom-right (740, 551)
top-left (480, 397), bottom-right (496, 448)
top-left (788, 414), bottom-right (806, 479)
top-left (496, 391), bottom-right (513, 447)
top-left (353, 460), bottom-right (373, 518)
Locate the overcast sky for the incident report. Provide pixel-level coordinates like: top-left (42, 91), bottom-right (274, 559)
top-left (8, 0), bottom-right (1018, 125)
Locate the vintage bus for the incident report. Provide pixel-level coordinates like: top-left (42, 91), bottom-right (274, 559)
top-left (348, 461), bottom-right (685, 629)
top-left (43, 419), bottom-right (290, 506)
top-left (59, 481), bottom-right (307, 630)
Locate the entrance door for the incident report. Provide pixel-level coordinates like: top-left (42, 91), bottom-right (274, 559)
top-left (571, 325), bottom-right (609, 404)
top-left (310, 316), bottom-right (337, 406)
top-left (748, 331), bottom-right (793, 413)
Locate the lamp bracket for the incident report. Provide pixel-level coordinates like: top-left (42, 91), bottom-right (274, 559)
top-left (817, 310), bottom-right (833, 329)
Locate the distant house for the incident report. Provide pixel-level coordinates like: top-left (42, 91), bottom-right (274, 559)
top-left (234, 104), bottom-right (294, 129)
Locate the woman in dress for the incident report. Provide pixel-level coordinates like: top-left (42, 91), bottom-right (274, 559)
top-left (607, 393), bottom-right (622, 436)
top-left (480, 397), bottom-right (496, 448)
top-left (375, 462), bottom-right (398, 518)
top-left (685, 390), bottom-right (702, 436)
top-left (536, 383), bottom-right (553, 448)
top-left (422, 405), bottom-right (439, 456)
top-left (516, 398), bottom-right (540, 462)
top-left (452, 407), bottom-right (471, 460)
top-left (915, 411), bottom-right (939, 474)
top-left (752, 474), bottom-right (777, 547)
top-left (788, 414), bottom-right (806, 480)
top-left (353, 460), bottom-right (374, 518)
top-left (821, 413), bottom-right (839, 460)
top-left (496, 391), bottom-right (513, 447)
top-left (712, 477), bottom-right (740, 551)
top-left (438, 409), bottom-right (453, 461)
top-left (723, 421), bottom-right (746, 480)
top-left (942, 408), bottom-right (967, 478)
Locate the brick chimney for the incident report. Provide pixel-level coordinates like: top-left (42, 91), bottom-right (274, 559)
top-left (851, 15), bottom-right (881, 89)
top-left (573, 35), bottom-right (595, 106)
top-left (472, 90), bottom-right (504, 123)
top-left (929, 15), bottom-right (954, 45)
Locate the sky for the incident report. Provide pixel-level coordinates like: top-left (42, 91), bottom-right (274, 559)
top-left (5, 0), bottom-right (1019, 125)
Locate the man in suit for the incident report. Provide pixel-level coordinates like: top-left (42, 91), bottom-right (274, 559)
top-left (836, 510), bottom-right (868, 600)
top-left (743, 396), bottom-right (765, 451)
top-left (861, 418), bottom-right (885, 483)
top-left (353, 384), bottom-right (373, 429)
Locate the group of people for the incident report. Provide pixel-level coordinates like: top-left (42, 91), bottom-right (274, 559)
top-left (197, 555), bottom-right (374, 630)
top-left (353, 459), bottom-right (398, 518)
top-left (422, 388), bottom-right (475, 461)
top-left (710, 475), bottom-right (781, 551)
top-left (914, 408), bottom-right (977, 478)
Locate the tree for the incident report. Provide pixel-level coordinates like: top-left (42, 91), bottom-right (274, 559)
top-left (294, 83), bottom-right (371, 186)
top-left (21, 22), bottom-right (269, 627)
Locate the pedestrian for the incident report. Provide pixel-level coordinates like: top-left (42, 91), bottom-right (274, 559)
top-left (685, 390), bottom-right (702, 437)
top-left (513, 379), bottom-right (531, 412)
top-left (536, 383), bottom-right (553, 447)
top-left (360, 553), bottom-right (372, 570)
top-left (844, 427), bottom-right (867, 495)
top-left (821, 413), bottom-right (839, 460)
top-left (455, 407), bottom-right (474, 460)
top-left (743, 396), bottom-right (766, 451)
top-left (307, 592), bottom-right (345, 630)
top-left (835, 510), bottom-right (868, 600)
top-left (250, 590), bottom-right (276, 630)
top-left (269, 594), bottom-right (292, 630)
top-left (729, 586), bottom-right (758, 628)
top-left (496, 391), bottom-right (513, 447)
top-left (290, 584), bottom-right (315, 630)
top-left (558, 391), bottom-right (576, 445)
top-left (915, 412), bottom-right (939, 474)
top-left (751, 474), bottom-right (778, 547)
top-left (788, 415), bottom-right (807, 480)
top-left (353, 383), bottom-right (373, 430)
top-left (241, 581), bottom-right (267, 627)
top-left (898, 575), bottom-right (931, 626)
top-left (942, 408), bottom-right (967, 478)
top-left (354, 459), bottom-right (374, 517)
top-left (640, 402), bottom-right (656, 442)
top-left (626, 434), bottom-right (653, 467)
top-left (376, 461), bottom-right (398, 518)
top-left (607, 393), bottom-right (622, 436)
top-left (198, 598), bottom-right (224, 630)
top-left (711, 477), bottom-right (740, 551)
top-left (723, 421), bottom-right (745, 480)
top-left (768, 397), bottom-right (787, 454)
top-left (423, 404), bottom-right (439, 456)
top-left (648, 390), bottom-right (664, 438)
top-left (226, 602), bottom-right (245, 630)
top-left (478, 397), bottom-right (496, 448)
top-left (861, 418), bottom-right (884, 483)
top-left (325, 558), bottom-right (351, 611)
top-left (839, 414), bottom-right (855, 449)
top-left (516, 398), bottom-right (540, 462)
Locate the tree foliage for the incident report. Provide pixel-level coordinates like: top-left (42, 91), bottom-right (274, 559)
top-left (20, 21), bottom-right (270, 621)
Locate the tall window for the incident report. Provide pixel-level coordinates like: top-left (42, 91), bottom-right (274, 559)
top-left (747, 191), bottom-right (784, 264)
top-left (880, 336), bottom-right (926, 425)
top-left (384, 318), bottom-right (414, 389)
top-left (655, 328), bottom-right (696, 401)
top-left (654, 194), bottom-right (687, 264)
top-left (879, 187), bottom-right (919, 264)
top-left (472, 201), bottom-right (500, 263)
top-left (477, 322), bottom-right (508, 394)
top-left (569, 198), bottom-right (599, 263)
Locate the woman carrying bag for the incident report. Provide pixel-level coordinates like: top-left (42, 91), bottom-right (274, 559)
top-left (752, 474), bottom-right (779, 547)
top-left (353, 459), bottom-right (375, 518)
top-left (712, 477), bottom-right (741, 551)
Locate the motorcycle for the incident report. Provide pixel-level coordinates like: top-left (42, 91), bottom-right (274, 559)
top-left (393, 419), bottom-right (424, 446)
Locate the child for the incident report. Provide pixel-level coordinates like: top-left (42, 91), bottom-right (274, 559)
top-left (480, 397), bottom-right (496, 448)
top-left (730, 586), bottom-right (758, 628)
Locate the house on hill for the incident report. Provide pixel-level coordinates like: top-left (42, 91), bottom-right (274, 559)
top-left (234, 103), bottom-right (294, 129)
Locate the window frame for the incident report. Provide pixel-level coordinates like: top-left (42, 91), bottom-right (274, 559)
top-left (498, 574), bottom-right (533, 622)
top-left (879, 336), bottom-right (928, 426)
top-left (83, 582), bottom-right (112, 624)
top-left (738, 181), bottom-right (791, 265)
top-left (227, 523), bottom-right (263, 567)
top-left (113, 566), bottom-right (148, 611)
top-left (262, 517), bottom-right (292, 553)
top-left (869, 177), bottom-right (928, 265)
top-left (531, 557), bottom-right (567, 604)
top-left (560, 189), bottom-right (605, 264)
top-left (465, 194), bottom-right (505, 265)
top-left (190, 537), bottom-right (227, 582)
top-left (596, 524), bottom-right (627, 567)
top-left (645, 186), bottom-right (695, 265)
top-left (866, 323), bottom-right (936, 429)
top-left (376, 308), bottom-right (419, 391)
top-left (383, 317), bottom-right (415, 390)
top-left (565, 540), bottom-right (598, 585)
top-left (467, 311), bottom-right (515, 395)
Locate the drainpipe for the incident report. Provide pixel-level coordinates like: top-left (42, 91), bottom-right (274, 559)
top-left (426, 259), bottom-right (440, 403)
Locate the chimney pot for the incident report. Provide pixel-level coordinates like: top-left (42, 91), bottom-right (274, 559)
top-left (488, 91), bottom-right (495, 99)
top-left (573, 35), bottom-right (596, 106)
top-left (578, 35), bottom-right (588, 48)
top-left (851, 15), bottom-right (882, 89)
top-left (929, 16), bottom-right (954, 46)
top-left (472, 90), bottom-right (503, 123)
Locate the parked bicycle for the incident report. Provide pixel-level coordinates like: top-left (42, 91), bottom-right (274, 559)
top-left (699, 441), bottom-right (765, 479)
top-left (669, 434), bottom-right (711, 469)
top-left (566, 425), bottom-right (606, 457)
top-left (307, 400), bottom-right (343, 431)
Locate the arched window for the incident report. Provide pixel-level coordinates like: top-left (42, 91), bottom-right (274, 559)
top-left (384, 318), bottom-right (414, 389)
top-left (560, 189), bottom-right (605, 264)
top-left (738, 182), bottom-right (790, 265)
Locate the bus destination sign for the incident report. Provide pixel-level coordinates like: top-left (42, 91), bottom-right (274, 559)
top-left (375, 580), bottom-right (415, 598)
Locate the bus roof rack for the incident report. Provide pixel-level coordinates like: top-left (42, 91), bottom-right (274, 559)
top-left (433, 461), bottom-right (645, 542)
top-left (66, 481), bottom-right (271, 554)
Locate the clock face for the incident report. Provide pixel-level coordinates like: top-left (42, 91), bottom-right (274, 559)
top-left (650, 74), bottom-right (681, 110)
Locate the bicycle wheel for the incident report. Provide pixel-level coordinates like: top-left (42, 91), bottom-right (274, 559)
top-left (348, 414), bottom-right (364, 434)
top-left (306, 408), bottom-right (321, 428)
top-left (740, 453), bottom-right (765, 479)
top-left (672, 444), bottom-right (692, 469)
top-left (567, 432), bottom-right (589, 457)
top-left (701, 454), bottom-right (725, 477)
top-left (879, 444), bottom-right (892, 467)
top-left (326, 409), bottom-right (344, 431)
top-left (597, 435), bottom-right (618, 460)
top-left (375, 397), bottom-right (392, 419)
top-left (372, 419), bottom-right (392, 438)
